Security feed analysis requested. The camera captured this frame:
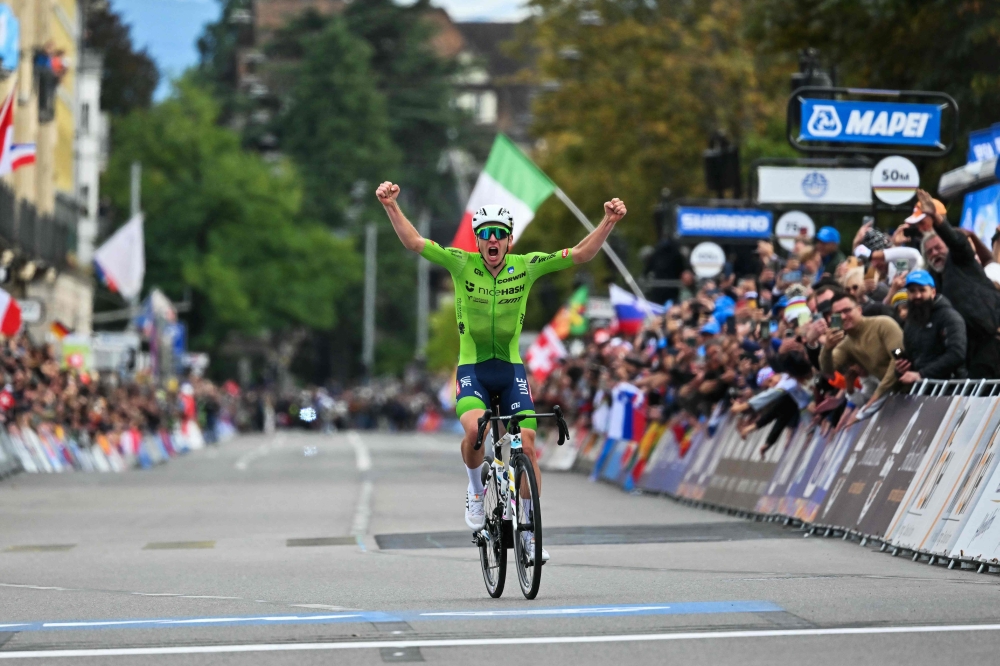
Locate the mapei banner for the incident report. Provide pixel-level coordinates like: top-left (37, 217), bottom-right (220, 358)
top-left (676, 207), bottom-right (773, 239)
top-left (799, 99), bottom-right (942, 147)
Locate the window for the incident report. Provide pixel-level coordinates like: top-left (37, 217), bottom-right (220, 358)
top-left (80, 103), bottom-right (90, 133)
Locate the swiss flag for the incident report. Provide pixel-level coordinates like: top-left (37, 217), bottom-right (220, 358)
top-left (525, 325), bottom-right (567, 382)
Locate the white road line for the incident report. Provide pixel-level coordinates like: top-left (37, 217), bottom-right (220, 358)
top-left (5, 623), bottom-right (1000, 658)
top-left (348, 432), bottom-right (373, 537)
top-left (0, 584), bottom-right (72, 592)
top-left (348, 431), bottom-right (371, 472)
top-left (234, 434), bottom-right (285, 471)
top-left (420, 606), bottom-right (674, 617)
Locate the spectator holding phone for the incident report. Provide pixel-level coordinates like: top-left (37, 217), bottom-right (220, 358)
top-left (916, 189), bottom-right (1000, 379)
top-left (895, 270), bottom-right (967, 383)
top-left (820, 293), bottom-right (903, 417)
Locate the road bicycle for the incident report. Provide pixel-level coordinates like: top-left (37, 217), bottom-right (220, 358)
top-left (472, 401), bottom-right (570, 599)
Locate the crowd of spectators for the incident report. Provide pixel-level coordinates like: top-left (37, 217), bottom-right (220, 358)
top-left (0, 333), bottom-right (241, 447)
top-left (532, 189), bottom-right (1000, 457)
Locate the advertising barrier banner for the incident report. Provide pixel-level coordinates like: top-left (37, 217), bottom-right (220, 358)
top-left (702, 426), bottom-right (787, 511)
top-left (756, 423), bottom-right (815, 514)
top-left (947, 409), bottom-right (1000, 560)
top-left (883, 397), bottom-right (981, 549)
top-left (815, 396), bottom-right (953, 535)
top-left (887, 397), bottom-right (999, 553)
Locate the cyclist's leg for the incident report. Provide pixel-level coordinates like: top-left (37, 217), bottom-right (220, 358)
top-left (497, 362), bottom-right (540, 497)
top-left (456, 365), bottom-right (489, 484)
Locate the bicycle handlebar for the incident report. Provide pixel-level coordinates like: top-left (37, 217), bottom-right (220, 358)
top-left (473, 405), bottom-right (571, 450)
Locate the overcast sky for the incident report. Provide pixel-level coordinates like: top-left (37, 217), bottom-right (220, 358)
top-left (110, 0), bottom-right (528, 99)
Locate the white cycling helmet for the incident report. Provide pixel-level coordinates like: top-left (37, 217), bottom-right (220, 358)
top-left (471, 205), bottom-right (514, 231)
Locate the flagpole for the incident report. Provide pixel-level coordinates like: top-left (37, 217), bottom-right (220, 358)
top-left (553, 187), bottom-right (647, 304)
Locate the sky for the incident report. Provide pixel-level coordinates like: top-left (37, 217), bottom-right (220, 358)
top-left (110, 0), bottom-right (529, 100)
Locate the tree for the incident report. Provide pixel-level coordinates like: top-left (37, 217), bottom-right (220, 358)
top-left (513, 0), bottom-right (789, 327)
top-left (83, 0), bottom-right (159, 115)
top-left (102, 77), bottom-right (361, 363)
top-left (277, 15), bottom-right (400, 228)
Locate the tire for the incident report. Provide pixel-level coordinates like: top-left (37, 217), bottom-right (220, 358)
top-left (478, 466), bottom-right (506, 598)
top-left (511, 453), bottom-right (542, 599)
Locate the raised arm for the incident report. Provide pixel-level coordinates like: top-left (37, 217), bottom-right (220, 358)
top-left (571, 198), bottom-right (627, 264)
top-left (376, 181), bottom-right (424, 254)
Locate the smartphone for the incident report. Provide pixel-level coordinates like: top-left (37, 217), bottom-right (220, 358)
top-left (892, 348), bottom-right (906, 361)
top-left (830, 313), bottom-right (843, 330)
top-left (725, 317), bottom-right (736, 335)
top-left (758, 321), bottom-right (770, 338)
top-left (894, 260), bottom-right (909, 274)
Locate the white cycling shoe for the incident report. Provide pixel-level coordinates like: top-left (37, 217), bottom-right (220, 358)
top-left (520, 531), bottom-right (550, 564)
top-left (465, 490), bottom-right (486, 530)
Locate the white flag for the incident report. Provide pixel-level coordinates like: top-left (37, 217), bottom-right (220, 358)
top-left (93, 214), bottom-right (145, 300)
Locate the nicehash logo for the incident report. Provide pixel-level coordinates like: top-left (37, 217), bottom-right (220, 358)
top-left (465, 281), bottom-right (475, 292)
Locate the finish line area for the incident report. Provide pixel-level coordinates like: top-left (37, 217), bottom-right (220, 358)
top-left (3, 431), bottom-right (1000, 665)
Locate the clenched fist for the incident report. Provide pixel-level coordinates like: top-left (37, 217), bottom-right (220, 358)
top-left (604, 198), bottom-right (627, 224)
top-left (376, 181), bottom-right (400, 205)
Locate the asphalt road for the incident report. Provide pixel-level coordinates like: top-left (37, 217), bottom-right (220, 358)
top-left (2, 430), bottom-right (1000, 665)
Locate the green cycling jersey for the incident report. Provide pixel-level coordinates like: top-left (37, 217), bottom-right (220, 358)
top-left (421, 241), bottom-right (575, 365)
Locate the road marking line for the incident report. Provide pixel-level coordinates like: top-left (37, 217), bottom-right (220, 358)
top-left (5, 623), bottom-right (1000, 658)
top-left (38, 614), bottom-right (367, 630)
top-left (143, 542), bottom-right (215, 550)
top-left (234, 434), bottom-right (285, 471)
top-left (348, 432), bottom-right (373, 538)
top-left (4, 545), bottom-right (75, 553)
top-left (420, 606), bottom-right (674, 617)
top-left (348, 431), bottom-right (371, 472)
top-left (0, 584), bottom-right (72, 592)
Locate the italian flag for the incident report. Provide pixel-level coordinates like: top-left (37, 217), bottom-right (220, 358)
top-left (450, 134), bottom-right (556, 251)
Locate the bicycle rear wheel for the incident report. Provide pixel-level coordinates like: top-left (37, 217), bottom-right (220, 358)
top-left (512, 453), bottom-right (542, 599)
top-left (478, 467), bottom-right (506, 598)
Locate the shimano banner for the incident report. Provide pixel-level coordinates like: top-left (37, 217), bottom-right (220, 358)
top-left (799, 99), bottom-right (942, 147)
top-left (676, 206), bottom-right (773, 239)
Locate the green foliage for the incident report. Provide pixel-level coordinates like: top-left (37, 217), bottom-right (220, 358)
top-left (102, 77), bottom-right (361, 349)
top-left (277, 16), bottom-right (400, 227)
top-left (512, 0), bottom-right (789, 318)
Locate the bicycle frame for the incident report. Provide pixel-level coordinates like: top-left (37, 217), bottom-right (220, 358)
top-left (474, 407), bottom-right (569, 539)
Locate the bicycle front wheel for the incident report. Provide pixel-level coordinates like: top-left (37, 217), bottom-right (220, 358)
top-left (478, 467), bottom-right (506, 598)
top-left (512, 454), bottom-right (542, 599)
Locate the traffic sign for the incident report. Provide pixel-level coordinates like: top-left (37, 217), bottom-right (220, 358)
top-left (774, 211), bottom-right (815, 252)
top-left (871, 156), bottom-right (920, 205)
top-left (690, 242), bottom-right (726, 278)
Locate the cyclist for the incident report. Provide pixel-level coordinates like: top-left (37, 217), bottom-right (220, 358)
top-left (376, 181), bottom-right (627, 562)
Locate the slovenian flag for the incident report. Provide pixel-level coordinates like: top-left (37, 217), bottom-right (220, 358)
top-left (609, 284), bottom-right (665, 336)
top-left (607, 382), bottom-right (646, 442)
top-left (450, 134), bottom-right (556, 251)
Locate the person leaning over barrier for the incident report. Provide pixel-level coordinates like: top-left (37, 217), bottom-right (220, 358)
top-left (915, 189), bottom-right (1000, 379)
top-left (895, 269), bottom-right (967, 384)
top-left (820, 292), bottom-right (903, 422)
